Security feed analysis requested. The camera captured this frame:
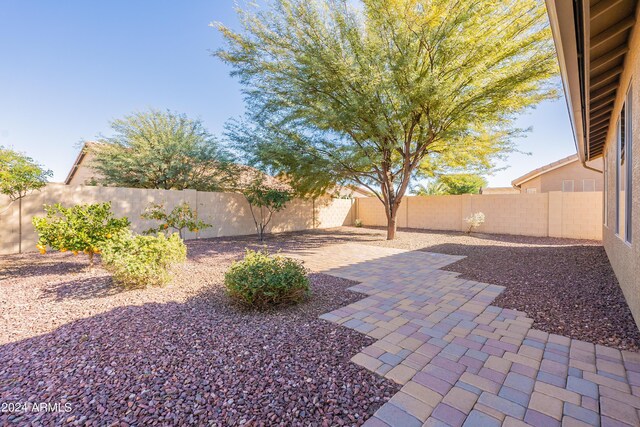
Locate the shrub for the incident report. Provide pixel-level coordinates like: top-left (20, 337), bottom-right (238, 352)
top-left (464, 212), bottom-right (486, 233)
top-left (354, 218), bottom-right (363, 227)
top-left (225, 250), bottom-right (310, 308)
top-left (101, 231), bottom-right (187, 287)
top-left (32, 202), bottom-right (130, 268)
top-left (141, 202), bottom-right (211, 238)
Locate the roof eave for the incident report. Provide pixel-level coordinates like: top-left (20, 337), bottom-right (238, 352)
top-left (545, 0), bottom-right (588, 163)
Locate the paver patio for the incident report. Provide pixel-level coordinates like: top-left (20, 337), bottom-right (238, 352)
top-left (289, 243), bottom-right (640, 426)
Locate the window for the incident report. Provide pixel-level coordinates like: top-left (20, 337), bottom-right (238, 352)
top-left (526, 188), bottom-right (537, 194)
top-left (604, 153), bottom-right (608, 227)
top-left (562, 180), bottom-right (574, 192)
top-left (583, 179), bottom-right (596, 192)
top-left (616, 87), bottom-right (633, 243)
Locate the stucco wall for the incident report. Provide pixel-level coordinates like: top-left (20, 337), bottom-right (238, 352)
top-left (356, 192), bottom-right (602, 240)
top-left (67, 151), bottom-right (100, 185)
top-left (600, 11), bottom-right (640, 330)
top-left (0, 184), bottom-right (355, 254)
top-left (519, 159), bottom-right (603, 193)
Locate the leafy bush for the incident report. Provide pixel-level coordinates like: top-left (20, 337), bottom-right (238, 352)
top-left (101, 231), bottom-right (187, 287)
top-left (32, 202), bottom-right (130, 268)
top-left (141, 202), bottom-right (210, 238)
top-left (225, 250), bottom-right (310, 308)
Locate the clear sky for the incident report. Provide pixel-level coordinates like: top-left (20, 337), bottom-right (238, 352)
top-left (0, 1), bottom-right (577, 187)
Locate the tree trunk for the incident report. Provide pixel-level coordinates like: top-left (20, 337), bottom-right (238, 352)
top-left (88, 251), bottom-right (95, 271)
top-left (387, 215), bottom-right (397, 240)
top-left (18, 198), bottom-right (22, 254)
top-left (386, 202), bottom-right (399, 240)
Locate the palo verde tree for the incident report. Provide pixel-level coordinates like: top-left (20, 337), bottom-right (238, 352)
top-left (0, 147), bottom-right (52, 252)
top-left (90, 109), bottom-right (234, 191)
top-left (217, 0), bottom-right (558, 239)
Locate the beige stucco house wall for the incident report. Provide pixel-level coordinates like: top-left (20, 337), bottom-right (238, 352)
top-left (66, 148), bottom-right (100, 185)
top-left (512, 155), bottom-right (604, 194)
top-left (547, 0), bottom-right (640, 327)
top-left (600, 15), bottom-right (640, 331)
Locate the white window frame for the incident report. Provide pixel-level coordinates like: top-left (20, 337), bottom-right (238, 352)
top-left (562, 180), bottom-right (574, 192)
top-left (616, 87), bottom-right (633, 243)
top-left (582, 179), bottom-right (596, 192)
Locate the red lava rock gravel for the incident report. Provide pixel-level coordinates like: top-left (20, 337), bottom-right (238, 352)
top-left (0, 235), bottom-right (400, 426)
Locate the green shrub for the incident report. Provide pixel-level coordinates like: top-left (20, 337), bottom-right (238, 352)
top-left (225, 249), bottom-right (310, 308)
top-left (101, 231), bottom-right (187, 287)
top-left (32, 202), bottom-right (130, 268)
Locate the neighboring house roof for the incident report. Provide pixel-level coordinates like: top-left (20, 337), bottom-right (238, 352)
top-left (511, 154), bottom-right (579, 188)
top-left (64, 141), bottom-right (101, 185)
top-left (329, 184), bottom-right (374, 198)
top-left (65, 141), bottom-right (292, 192)
top-left (546, 0), bottom-right (638, 161)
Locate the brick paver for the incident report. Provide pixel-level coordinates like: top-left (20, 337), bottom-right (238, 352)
top-left (289, 243), bottom-right (640, 426)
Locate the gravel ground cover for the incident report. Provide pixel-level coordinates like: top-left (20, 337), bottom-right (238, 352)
top-left (341, 226), bottom-right (640, 351)
top-left (2, 226), bottom-right (638, 425)
top-left (0, 236), bottom-right (400, 426)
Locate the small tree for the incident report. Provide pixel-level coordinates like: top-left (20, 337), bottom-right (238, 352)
top-left (141, 202), bottom-right (210, 239)
top-left (0, 147), bottom-right (52, 253)
top-left (32, 203), bottom-right (130, 269)
top-left (243, 178), bottom-right (293, 241)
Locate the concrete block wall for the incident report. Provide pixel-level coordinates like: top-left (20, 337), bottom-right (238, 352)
top-left (355, 192), bottom-right (603, 240)
top-left (0, 184), bottom-right (355, 254)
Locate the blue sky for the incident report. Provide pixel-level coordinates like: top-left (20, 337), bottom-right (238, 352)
top-left (0, 1), bottom-right (576, 187)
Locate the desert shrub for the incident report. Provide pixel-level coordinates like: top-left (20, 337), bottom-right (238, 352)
top-left (32, 202), bottom-right (130, 268)
top-left (464, 212), bottom-right (486, 233)
top-left (101, 231), bottom-right (186, 287)
top-left (354, 218), bottom-right (363, 227)
top-left (225, 250), bottom-right (310, 308)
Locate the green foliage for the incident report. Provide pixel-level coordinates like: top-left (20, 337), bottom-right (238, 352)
top-left (0, 147), bottom-right (51, 201)
top-left (437, 174), bottom-right (488, 195)
top-left (224, 249), bottom-right (310, 308)
top-left (32, 202), bottom-right (130, 267)
top-left (413, 181), bottom-right (447, 196)
top-left (141, 202), bottom-right (211, 239)
top-left (101, 231), bottom-right (187, 287)
top-left (218, 0), bottom-right (558, 238)
top-left (243, 178), bottom-right (293, 241)
top-left (90, 109), bottom-right (233, 191)
top-left (414, 175), bottom-right (487, 195)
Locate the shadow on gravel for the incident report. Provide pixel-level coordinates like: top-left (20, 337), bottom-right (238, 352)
top-left (0, 260), bottom-right (89, 281)
top-left (39, 276), bottom-right (124, 301)
top-left (186, 228), bottom-right (381, 262)
top-left (427, 242), bottom-right (640, 351)
top-left (0, 274), bottom-right (398, 426)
